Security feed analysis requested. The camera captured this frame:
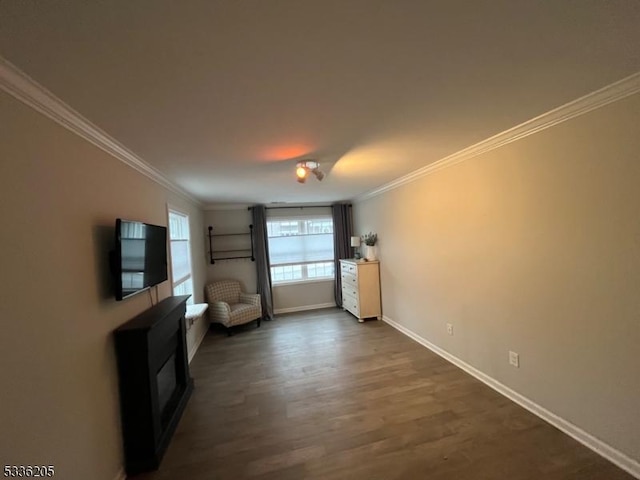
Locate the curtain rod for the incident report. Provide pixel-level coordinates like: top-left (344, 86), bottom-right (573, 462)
top-left (247, 204), bottom-right (352, 210)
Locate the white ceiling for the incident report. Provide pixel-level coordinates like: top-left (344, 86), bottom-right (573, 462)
top-left (1, 1), bottom-right (639, 205)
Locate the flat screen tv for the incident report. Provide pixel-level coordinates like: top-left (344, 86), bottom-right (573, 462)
top-left (114, 219), bottom-right (168, 301)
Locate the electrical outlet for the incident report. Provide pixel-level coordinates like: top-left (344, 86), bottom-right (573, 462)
top-left (446, 323), bottom-right (454, 336)
top-left (509, 351), bottom-right (520, 368)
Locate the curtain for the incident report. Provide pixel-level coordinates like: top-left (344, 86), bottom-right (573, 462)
top-left (251, 205), bottom-right (274, 320)
top-left (331, 203), bottom-right (353, 307)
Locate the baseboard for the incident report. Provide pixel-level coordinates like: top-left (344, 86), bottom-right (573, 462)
top-left (382, 315), bottom-right (640, 479)
top-left (188, 319), bottom-right (209, 364)
top-left (112, 467), bottom-right (126, 480)
top-left (274, 302), bottom-right (336, 315)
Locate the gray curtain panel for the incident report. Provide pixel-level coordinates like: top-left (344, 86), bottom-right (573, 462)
top-left (251, 205), bottom-right (274, 320)
top-left (332, 203), bottom-right (353, 307)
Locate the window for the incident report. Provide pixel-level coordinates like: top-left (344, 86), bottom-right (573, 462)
top-left (168, 209), bottom-right (194, 304)
top-left (267, 216), bottom-right (335, 284)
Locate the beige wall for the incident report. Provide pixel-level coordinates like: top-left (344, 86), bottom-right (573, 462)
top-left (205, 208), bottom-right (337, 313)
top-left (353, 93), bottom-right (640, 462)
top-left (273, 280), bottom-right (335, 313)
top-left (0, 92), bottom-right (205, 479)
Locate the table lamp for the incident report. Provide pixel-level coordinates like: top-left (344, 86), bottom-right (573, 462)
top-left (350, 236), bottom-right (361, 259)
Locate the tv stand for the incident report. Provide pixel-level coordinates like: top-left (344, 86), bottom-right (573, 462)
top-left (114, 295), bottom-right (193, 475)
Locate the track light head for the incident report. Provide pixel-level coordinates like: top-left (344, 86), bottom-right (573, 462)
top-left (296, 166), bottom-right (308, 182)
top-left (295, 160), bottom-right (324, 183)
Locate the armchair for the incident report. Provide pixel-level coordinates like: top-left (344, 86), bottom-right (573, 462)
top-left (205, 280), bottom-right (262, 334)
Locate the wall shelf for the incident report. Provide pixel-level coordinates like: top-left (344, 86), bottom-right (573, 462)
top-left (208, 225), bottom-right (255, 264)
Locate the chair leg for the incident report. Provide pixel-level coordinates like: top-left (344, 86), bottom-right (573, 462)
top-left (257, 317), bottom-right (261, 328)
top-left (226, 326), bottom-right (233, 337)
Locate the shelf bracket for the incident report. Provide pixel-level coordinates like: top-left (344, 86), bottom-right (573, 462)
top-left (208, 226), bottom-right (215, 264)
top-left (250, 224), bottom-right (255, 261)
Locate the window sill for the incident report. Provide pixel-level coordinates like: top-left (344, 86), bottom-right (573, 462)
top-left (273, 277), bottom-right (335, 287)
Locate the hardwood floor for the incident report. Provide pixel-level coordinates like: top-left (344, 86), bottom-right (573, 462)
top-left (132, 308), bottom-right (633, 480)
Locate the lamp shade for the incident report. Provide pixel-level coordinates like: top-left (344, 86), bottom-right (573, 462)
top-left (350, 236), bottom-right (361, 247)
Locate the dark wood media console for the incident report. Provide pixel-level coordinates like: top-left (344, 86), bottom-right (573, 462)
top-left (114, 295), bottom-right (194, 475)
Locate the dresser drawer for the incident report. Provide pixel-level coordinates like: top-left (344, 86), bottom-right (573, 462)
top-left (341, 272), bottom-right (358, 287)
top-left (341, 262), bottom-right (356, 275)
top-left (343, 295), bottom-right (360, 317)
top-left (342, 284), bottom-right (359, 301)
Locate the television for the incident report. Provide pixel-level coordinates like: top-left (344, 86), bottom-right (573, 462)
top-left (114, 219), bottom-right (168, 301)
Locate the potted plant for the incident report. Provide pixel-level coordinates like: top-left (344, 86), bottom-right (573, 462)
top-left (362, 232), bottom-right (378, 261)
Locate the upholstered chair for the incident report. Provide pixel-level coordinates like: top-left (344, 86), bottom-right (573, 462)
top-left (205, 280), bottom-right (262, 334)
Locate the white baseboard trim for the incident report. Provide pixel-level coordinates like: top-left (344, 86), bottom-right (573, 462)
top-left (188, 320), bottom-right (209, 364)
top-left (112, 467), bottom-right (126, 480)
top-left (274, 303), bottom-right (336, 315)
top-left (382, 315), bottom-right (640, 479)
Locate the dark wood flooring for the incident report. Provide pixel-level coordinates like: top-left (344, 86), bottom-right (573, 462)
top-left (132, 308), bottom-right (633, 480)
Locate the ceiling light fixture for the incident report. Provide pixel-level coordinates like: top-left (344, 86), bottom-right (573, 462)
top-left (295, 160), bottom-right (324, 183)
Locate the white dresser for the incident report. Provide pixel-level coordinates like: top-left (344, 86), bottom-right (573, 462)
top-left (340, 259), bottom-right (382, 322)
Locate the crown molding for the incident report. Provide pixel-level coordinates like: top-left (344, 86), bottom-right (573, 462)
top-left (355, 71), bottom-right (640, 203)
top-left (0, 56), bottom-right (202, 207)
